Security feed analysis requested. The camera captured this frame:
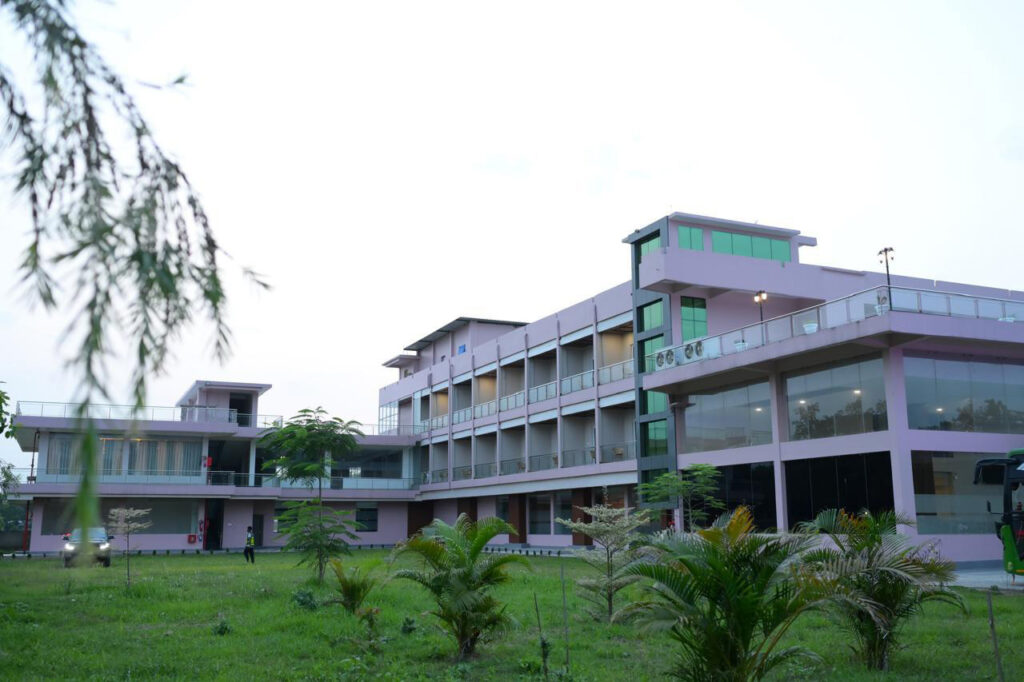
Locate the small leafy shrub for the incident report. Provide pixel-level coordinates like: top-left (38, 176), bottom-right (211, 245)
top-left (400, 616), bottom-right (417, 635)
top-left (292, 588), bottom-right (319, 611)
top-left (329, 558), bottom-right (379, 614)
top-left (211, 618), bottom-right (231, 636)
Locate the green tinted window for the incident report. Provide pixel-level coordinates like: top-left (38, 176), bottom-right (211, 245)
top-left (637, 235), bottom-right (662, 264)
top-left (640, 389), bottom-right (669, 415)
top-left (640, 335), bottom-right (665, 372)
top-left (711, 230), bottom-right (732, 253)
top-left (752, 236), bottom-right (772, 259)
top-left (677, 225), bottom-right (703, 251)
top-left (680, 297), bottom-right (708, 341)
top-left (641, 420), bottom-right (669, 456)
top-left (639, 301), bottom-right (664, 332)
top-left (711, 230), bottom-right (791, 262)
top-left (771, 239), bottom-right (791, 262)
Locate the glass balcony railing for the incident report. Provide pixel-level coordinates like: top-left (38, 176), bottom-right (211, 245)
top-left (17, 468), bottom-right (418, 490)
top-left (597, 359), bottom-right (634, 384)
top-left (645, 285), bottom-right (1024, 373)
top-left (452, 407), bottom-right (473, 425)
top-left (528, 452), bottom-right (558, 471)
top-left (500, 458), bottom-right (525, 475)
top-left (473, 400), bottom-right (497, 419)
top-left (474, 461), bottom-right (497, 478)
top-left (560, 370), bottom-right (595, 395)
top-left (428, 468), bottom-right (449, 484)
top-left (527, 381), bottom-right (557, 403)
top-left (429, 414), bottom-right (449, 430)
top-left (561, 446), bottom-right (597, 468)
top-left (498, 391), bottom-right (525, 411)
top-left (452, 465), bottom-right (473, 481)
top-left (599, 441), bottom-right (636, 463)
top-left (15, 402), bottom-right (283, 428)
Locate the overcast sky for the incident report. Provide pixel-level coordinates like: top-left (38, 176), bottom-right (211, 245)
top-left (2, 1), bottom-right (1023, 468)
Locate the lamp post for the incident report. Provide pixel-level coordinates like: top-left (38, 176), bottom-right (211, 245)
top-left (878, 247), bottom-right (894, 307)
top-left (753, 290), bottom-right (767, 322)
top-left (753, 290), bottom-right (767, 344)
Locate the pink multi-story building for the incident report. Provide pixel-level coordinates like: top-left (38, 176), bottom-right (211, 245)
top-left (10, 213), bottom-right (1024, 562)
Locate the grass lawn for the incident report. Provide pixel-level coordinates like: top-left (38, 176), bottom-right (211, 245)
top-left (0, 550), bottom-right (1021, 681)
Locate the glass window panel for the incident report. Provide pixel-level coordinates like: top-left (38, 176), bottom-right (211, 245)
top-left (641, 420), bottom-right (668, 456)
top-left (912, 451), bottom-right (1003, 534)
top-left (786, 356), bottom-right (887, 440)
top-left (770, 239), bottom-right (791, 262)
top-left (732, 234), bottom-right (753, 257)
top-left (677, 225), bottom-right (703, 250)
top-left (641, 390), bottom-right (669, 416)
top-left (785, 452), bottom-right (893, 527)
top-left (683, 381), bottom-right (773, 453)
top-left (972, 361), bottom-right (1008, 433)
top-left (356, 504), bottom-right (378, 532)
top-left (905, 357), bottom-right (939, 429)
top-left (528, 494), bottom-right (552, 535)
top-left (711, 230), bottom-right (733, 254)
top-left (554, 491), bottom-right (573, 535)
top-left (640, 335), bottom-right (665, 372)
top-left (637, 235), bottom-right (661, 264)
top-left (639, 301), bottom-right (664, 332)
top-left (751, 237), bottom-right (772, 260)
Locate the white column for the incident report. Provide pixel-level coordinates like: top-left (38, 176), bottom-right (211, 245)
top-left (248, 441), bottom-right (256, 486)
top-left (769, 373), bottom-right (789, 531)
top-left (883, 349), bottom-right (917, 533)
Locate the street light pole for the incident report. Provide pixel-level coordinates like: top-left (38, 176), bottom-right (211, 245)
top-left (753, 290), bottom-right (767, 344)
top-left (878, 247), bottom-right (894, 307)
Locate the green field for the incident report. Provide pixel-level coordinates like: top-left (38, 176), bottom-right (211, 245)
top-left (0, 550), bottom-right (1020, 681)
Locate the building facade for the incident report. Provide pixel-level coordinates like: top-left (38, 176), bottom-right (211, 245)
top-left (11, 213), bottom-right (1024, 561)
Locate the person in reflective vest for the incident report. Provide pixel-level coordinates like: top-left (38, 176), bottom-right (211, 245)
top-left (244, 525), bottom-right (255, 564)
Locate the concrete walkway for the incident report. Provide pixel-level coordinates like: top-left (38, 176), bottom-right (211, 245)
top-left (954, 565), bottom-right (1024, 591)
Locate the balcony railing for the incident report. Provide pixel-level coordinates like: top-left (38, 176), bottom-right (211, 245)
top-left (474, 461), bottom-right (497, 478)
top-left (599, 441), bottom-right (636, 463)
top-left (358, 424), bottom-right (420, 437)
top-left (452, 407), bottom-right (473, 425)
top-left (500, 458), bottom-right (525, 475)
top-left (645, 285), bottom-right (1024, 373)
top-left (528, 452), bottom-right (558, 471)
top-left (428, 468), bottom-right (449, 484)
top-left (429, 414), bottom-right (449, 430)
top-left (452, 465), bottom-right (473, 481)
top-left (473, 400), bottom-right (497, 419)
top-left (15, 402), bottom-right (283, 428)
top-left (15, 468), bottom-right (417, 489)
top-left (499, 391), bottom-right (525, 411)
top-left (561, 446), bottom-right (597, 468)
top-left (527, 381), bottom-right (557, 403)
top-left (597, 359), bottom-right (634, 384)
top-left (560, 370), bottom-right (595, 395)
top-left (416, 419), bottom-right (430, 434)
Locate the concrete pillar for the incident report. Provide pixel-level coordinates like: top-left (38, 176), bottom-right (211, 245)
top-left (883, 349), bottom-right (917, 533)
top-left (768, 371), bottom-right (789, 531)
top-left (248, 441), bottom-right (256, 486)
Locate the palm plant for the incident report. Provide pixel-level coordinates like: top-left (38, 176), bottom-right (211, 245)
top-left (393, 514), bottom-right (529, 660)
top-left (329, 558), bottom-right (381, 614)
top-left (800, 509), bottom-right (966, 671)
top-left (621, 507), bottom-right (833, 682)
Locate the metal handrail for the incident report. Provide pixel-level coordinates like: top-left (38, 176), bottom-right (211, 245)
top-left (645, 284), bottom-right (1024, 373)
top-left (473, 400), bottom-right (497, 419)
top-left (429, 469), bottom-right (449, 483)
top-left (527, 381), bottom-right (557, 403)
top-left (561, 446), bottom-right (596, 468)
top-left (528, 452), bottom-right (558, 471)
top-left (15, 401), bottom-right (283, 427)
top-left (452, 407), bottom-right (473, 425)
top-left (597, 359), bottom-right (634, 384)
top-left (499, 458), bottom-right (525, 475)
top-left (429, 414), bottom-right (449, 429)
top-left (498, 391), bottom-right (525, 411)
top-left (560, 370), bottom-right (595, 395)
top-left (474, 462), bottom-right (497, 478)
top-left (599, 441), bottom-right (636, 463)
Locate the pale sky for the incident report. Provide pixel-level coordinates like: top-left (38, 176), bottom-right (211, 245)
top-left (2, 1), bottom-right (1023, 468)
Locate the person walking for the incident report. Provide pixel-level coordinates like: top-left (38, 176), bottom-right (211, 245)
top-left (244, 525), bottom-right (256, 564)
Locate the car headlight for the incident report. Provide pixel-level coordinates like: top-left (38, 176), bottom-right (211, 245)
top-left (64, 543), bottom-right (75, 551)
top-left (99, 542), bottom-right (110, 550)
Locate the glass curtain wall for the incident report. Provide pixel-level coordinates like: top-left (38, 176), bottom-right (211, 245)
top-left (911, 451), bottom-right (1006, 534)
top-left (904, 356), bottom-right (1024, 433)
top-left (784, 452), bottom-right (894, 526)
top-left (683, 381), bottom-right (772, 452)
top-left (786, 356), bottom-right (887, 440)
top-left (127, 439), bottom-right (203, 475)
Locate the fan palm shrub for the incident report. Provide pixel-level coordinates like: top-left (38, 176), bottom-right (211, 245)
top-left (801, 509), bottom-right (966, 671)
top-left (621, 507), bottom-right (834, 681)
top-left (393, 514), bottom-right (529, 660)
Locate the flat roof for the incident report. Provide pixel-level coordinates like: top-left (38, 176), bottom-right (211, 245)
top-left (623, 211), bottom-right (817, 246)
top-left (404, 317), bottom-right (526, 352)
top-left (176, 380), bottom-right (273, 406)
top-left (382, 354), bottom-right (419, 369)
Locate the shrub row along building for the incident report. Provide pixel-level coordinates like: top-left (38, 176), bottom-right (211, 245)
top-left (11, 213), bottom-right (1024, 561)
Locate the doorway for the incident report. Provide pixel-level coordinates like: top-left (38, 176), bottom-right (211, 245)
top-left (204, 499), bottom-right (224, 550)
top-left (252, 514), bottom-right (264, 547)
